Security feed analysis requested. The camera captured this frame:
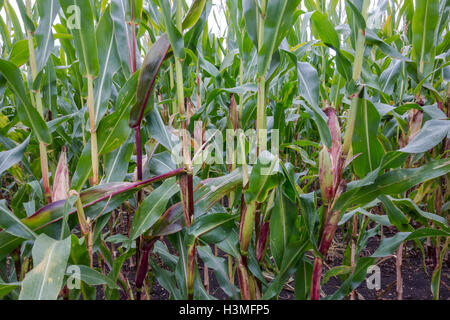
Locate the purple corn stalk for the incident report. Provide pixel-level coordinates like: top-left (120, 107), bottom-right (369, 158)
top-left (136, 238), bottom-right (157, 300)
top-left (311, 107), bottom-right (346, 300)
top-left (256, 221), bottom-right (270, 262)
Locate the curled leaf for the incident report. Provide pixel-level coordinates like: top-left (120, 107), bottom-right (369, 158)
top-left (129, 33), bottom-right (171, 128)
top-left (182, 0), bottom-right (207, 30)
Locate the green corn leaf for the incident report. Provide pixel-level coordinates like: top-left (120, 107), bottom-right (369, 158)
top-left (130, 177), bottom-right (179, 240)
top-left (60, 0), bottom-right (99, 77)
top-left (110, 0), bottom-right (132, 77)
top-left (333, 159), bottom-right (450, 212)
top-left (390, 197), bottom-right (449, 231)
top-left (322, 265), bottom-right (353, 285)
top-left (399, 120), bottom-right (450, 154)
top-left (0, 281), bottom-right (20, 299)
top-left (257, 0), bottom-right (301, 76)
top-left (310, 11), bottom-right (340, 50)
top-left (345, 0), bottom-right (365, 30)
top-left (19, 235), bottom-right (71, 300)
top-left (159, 0), bottom-right (184, 59)
top-left (16, 0), bottom-right (35, 33)
top-left (103, 138), bottom-right (134, 183)
top-left (8, 39), bottom-right (29, 67)
top-left (295, 62), bottom-right (332, 148)
top-left (372, 228), bottom-right (449, 257)
top-left (188, 212), bottom-right (237, 243)
top-left (365, 29), bottom-right (410, 61)
top-left (270, 187), bottom-right (298, 267)
top-left (245, 151), bottom-right (284, 204)
top-left (412, 0), bottom-right (439, 75)
top-left (0, 59), bottom-right (51, 144)
top-left (5, 0), bottom-right (24, 40)
top-left (379, 60), bottom-right (402, 95)
top-left (150, 169), bottom-right (243, 237)
top-left (72, 73), bottom-right (138, 191)
top-left (379, 195), bottom-right (412, 231)
top-left (67, 265), bottom-right (118, 289)
top-left (0, 134), bottom-right (30, 176)
top-left (0, 199), bottom-right (37, 240)
top-left (197, 244), bottom-right (239, 299)
top-left (262, 239), bottom-right (310, 299)
top-left (326, 257), bottom-right (375, 300)
top-left (182, 0), bottom-right (207, 30)
top-left (129, 33), bottom-right (170, 128)
top-left (351, 98), bottom-right (385, 178)
top-left (35, 0), bottom-right (60, 74)
top-left (243, 0), bottom-right (258, 48)
top-left (94, 6), bottom-right (121, 127)
top-left (294, 258), bottom-right (313, 300)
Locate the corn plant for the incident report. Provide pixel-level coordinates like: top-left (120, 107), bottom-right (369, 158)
top-left (0, 0), bottom-right (449, 301)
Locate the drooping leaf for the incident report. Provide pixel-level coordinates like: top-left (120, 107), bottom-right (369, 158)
top-left (372, 228), bottom-right (449, 257)
top-left (182, 0), bottom-right (207, 30)
top-left (365, 29), bottom-right (410, 61)
top-left (0, 199), bottom-right (37, 240)
top-left (197, 245), bottom-right (238, 299)
top-left (188, 212), bottom-right (237, 243)
top-left (333, 159), bottom-right (450, 212)
top-left (130, 177), bottom-right (179, 240)
top-left (399, 120), bottom-right (449, 154)
top-left (67, 265), bottom-right (118, 289)
top-left (379, 195), bottom-right (412, 231)
top-left (0, 135), bottom-right (30, 176)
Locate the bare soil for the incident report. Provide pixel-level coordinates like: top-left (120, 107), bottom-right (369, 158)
top-left (114, 227), bottom-right (449, 300)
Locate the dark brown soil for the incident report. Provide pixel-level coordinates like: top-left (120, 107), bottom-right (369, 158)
top-left (321, 226), bottom-right (450, 300)
top-left (116, 236), bottom-right (448, 300)
top-left (91, 211), bottom-right (449, 301)
top-left (147, 226), bottom-right (448, 300)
